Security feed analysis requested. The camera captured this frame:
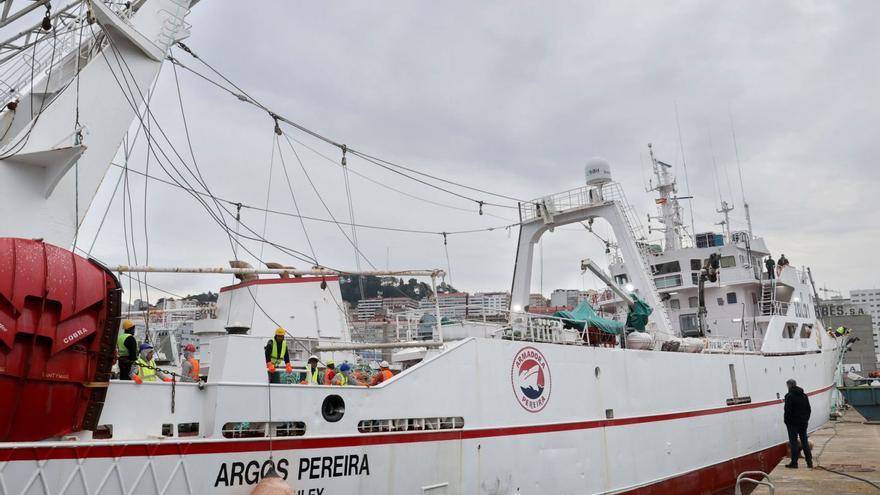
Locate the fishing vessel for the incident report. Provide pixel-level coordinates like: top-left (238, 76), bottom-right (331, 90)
top-left (0, 1), bottom-right (840, 494)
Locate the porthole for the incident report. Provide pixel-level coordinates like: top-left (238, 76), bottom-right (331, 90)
top-left (322, 395), bottom-right (345, 423)
top-left (594, 366), bottom-right (601, 378)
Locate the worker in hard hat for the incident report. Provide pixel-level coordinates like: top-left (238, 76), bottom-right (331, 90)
top-left (131, 343), bottom-right (173, 384)
top-left (369, 361), bottom-right (394, 386)
top-left (323, 359), bottom-right (337, 385)
top-left (265, 328), bottom-right (292, 384)
top-left (180, 343), bottom-right (200, 383)
top-left (303, 355), bottom-right (320, 385)
top-left (116, 319), bottom-right (138, 380)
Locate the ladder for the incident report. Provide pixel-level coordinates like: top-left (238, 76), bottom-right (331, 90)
top-left (610, 184), bottom-right (675, 336)
top-left (759, 279), bottom-right (776, 316)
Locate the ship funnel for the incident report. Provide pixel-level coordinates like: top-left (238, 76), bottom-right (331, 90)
top-left (585, 158), bottom-right (612, 186)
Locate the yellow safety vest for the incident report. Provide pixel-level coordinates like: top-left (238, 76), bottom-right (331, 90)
top-left (136, 357), bottom-right (157, 381)
top-left (306, 367), bottom-right (319, 384)
top-left (336, 373), bottom-right (348, 386)
top-left (270, 340), bottom-right (288, 367)
top-left (117, 332), bottom-right (132, 357)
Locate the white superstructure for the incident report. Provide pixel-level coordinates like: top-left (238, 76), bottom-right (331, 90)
top-left (0, 2), bottom-right (842, 495)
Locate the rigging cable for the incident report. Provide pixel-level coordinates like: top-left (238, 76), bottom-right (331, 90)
top-left (274, 133), bottom-right (318, 264)
top-left (441, 233), bottom-right (452, 286)
top-left (340, 145), bottom-right (366, 299)
top-left (94, 23), bottom-right (319, 269)
top-left (169, 46), bottom-right (525, 211)
top-left (258, 131), bottom-right (277, 264)
top-left (280, 133), bottom-right (377, 269)
top-left (72, 2), bottom-right (85, 250)
top-left (708, 128), bottom-right (724, 209)
top-left (283, 131), bottom-right (516, 222)
top-left (109, 163), bottom-right (517, 237)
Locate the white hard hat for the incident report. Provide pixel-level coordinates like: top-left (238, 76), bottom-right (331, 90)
top-left (379, 360), bottom-right (389, 368)
top-left (308, 355), bottom-right (319, 362)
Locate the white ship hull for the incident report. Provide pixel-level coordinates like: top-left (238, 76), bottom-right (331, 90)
top-left (0, 336), bottom-right (837, 495)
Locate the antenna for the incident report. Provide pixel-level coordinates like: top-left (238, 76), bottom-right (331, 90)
top-left (728, 106), bottom-right (752, 236)
top-left (674, 101), bottom-right (696, 239)
top-left (707, 127), bottom-right (728, 210)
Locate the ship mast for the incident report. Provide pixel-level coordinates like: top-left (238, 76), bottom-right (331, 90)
top-left (716, 200), bottom-right (734, 240)
top-left (646, 144), bottom-right (686, 251)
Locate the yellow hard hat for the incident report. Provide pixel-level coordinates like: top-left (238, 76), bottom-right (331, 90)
top-left (326, 359), bottom-right (335, 366)
top-left (122, 319), bottom-right (135, 331)
top-left (275, 327), bottom-right (286, 336)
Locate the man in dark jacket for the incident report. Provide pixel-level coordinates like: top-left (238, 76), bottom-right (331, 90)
top-left (765, 257), bottom-right (776, 280)
top-left (784, 379), bottom-right (812, 468)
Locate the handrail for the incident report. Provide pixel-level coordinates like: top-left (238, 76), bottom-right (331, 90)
top-left (735, 471), bottom-right (774, 495)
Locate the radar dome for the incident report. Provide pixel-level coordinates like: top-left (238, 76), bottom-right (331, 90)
top-left (584, 158), bottom-right (612, 186)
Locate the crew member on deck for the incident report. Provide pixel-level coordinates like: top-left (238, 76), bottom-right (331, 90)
top-left (265, 328), bottom-right (292, 384)
top-left (117, 320), bottom-right (138, 380)
top-left (765, 256), bottom-right (776, 280)
top-left (304, 355), bottom-right (320, 385)
top-left (369, 361), bottom-right (393, 386)
top-left (332, 362), bottom-right (352, 386)
top-left (180, 343), bottom-right (200, 382)
top-left (323, 359), bottom-right (337, 385)
top-left (131, 343), bottom-right (173, 384)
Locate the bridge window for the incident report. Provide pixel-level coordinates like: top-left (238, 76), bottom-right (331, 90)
top-left (669, 299), bottom-right (680, 310)
top-left (688, 296), bottom-right (698, 308)
top-left (358, 417), bottom-right (464, 434)
top-left (178, 423), bottom-right (199, 437)
top-left (782, 324), bottom-right (798, 339)
top-left (727, 292), bottom-right (738, 304)
top-left (162, 424), bottom-right (173, 437)
top-left (614, 274), bottom-right (629, 286)
top-left (720, 256), bottom-right (736, 268)
top-left (679, 314), bottom-right (699, 336)
top-left (652, 261), bottom-right (681, 275)
top-left (800, 324), bottom-right (813, 339)
top-left (655, 274), bottom-right (682, 289)
top-left (690, 259), bottom-right (702, 271)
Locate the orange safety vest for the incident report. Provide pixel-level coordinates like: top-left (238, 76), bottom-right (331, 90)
top-left (187, 357), bottom-right (200, 380)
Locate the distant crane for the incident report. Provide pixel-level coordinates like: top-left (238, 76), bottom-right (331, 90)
top-left (818, 286), bottom-right (842, 299)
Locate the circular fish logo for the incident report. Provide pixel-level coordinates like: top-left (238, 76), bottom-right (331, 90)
top-left (511, 346), bottom-right (551, 412)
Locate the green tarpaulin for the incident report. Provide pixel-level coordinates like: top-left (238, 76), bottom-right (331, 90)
top-left (552, 300), bottom-right (625, 335)
top-left (551, 296), bottom-right (653, 334)
top-left (625, 295), bottom-right (653, 332)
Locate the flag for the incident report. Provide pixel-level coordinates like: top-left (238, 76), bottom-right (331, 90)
top-left (655, 198), bottom-right (668, 205)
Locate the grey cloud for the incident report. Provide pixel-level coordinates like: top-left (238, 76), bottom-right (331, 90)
top-left (76, 0), bottom-right (879, 299)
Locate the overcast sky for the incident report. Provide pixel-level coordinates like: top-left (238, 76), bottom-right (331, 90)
top-left (73, 0), bottom-right (879, 302)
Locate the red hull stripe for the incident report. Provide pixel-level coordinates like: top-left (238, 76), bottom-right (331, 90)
top-left (0, 385), bottom-right (832, 462)
top-left (621, 442), bottom-right (789, 495)
top-left (218, 276), bottom-right (339, 293)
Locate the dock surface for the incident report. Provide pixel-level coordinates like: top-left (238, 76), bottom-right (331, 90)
top-left (767, 409), bottom-right (880, 494)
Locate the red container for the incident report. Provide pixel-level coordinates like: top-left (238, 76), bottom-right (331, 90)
top-left (0, 238), bottom-right (120, 441)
